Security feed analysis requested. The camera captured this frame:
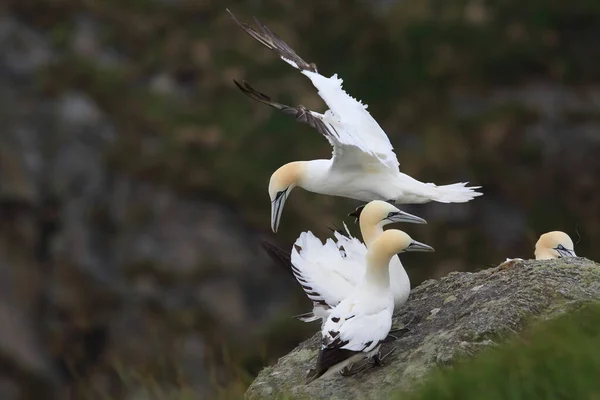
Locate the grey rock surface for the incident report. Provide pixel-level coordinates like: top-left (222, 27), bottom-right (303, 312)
top-left (246, 257), bottom-right (600, 399)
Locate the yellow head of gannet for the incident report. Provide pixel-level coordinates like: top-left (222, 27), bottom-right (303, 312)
top-left (350, 200), bottom-right (426, 246)
top-left (308, 228), bottom-right (433, 382)
top-left (369, 229), bottom-right (435, 265)
top-left (269, 162), bottom-right (305, 232)
top-left (534, 231), bottom-right (576, 260)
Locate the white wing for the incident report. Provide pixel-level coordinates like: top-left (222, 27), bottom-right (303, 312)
top-left (291, 230), bottom-right (367, 308)
top-left (229, 12), bottom-right (399, 173)
top-left (330, 223), bottom-right (369, 261)
top-left (302, 71), bottom-right (399, 172)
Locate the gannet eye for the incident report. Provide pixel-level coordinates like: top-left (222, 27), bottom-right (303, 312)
top-left (387, 212), bottom-right (398, 219)
top-left (556, 244), bottom-right (566, 251)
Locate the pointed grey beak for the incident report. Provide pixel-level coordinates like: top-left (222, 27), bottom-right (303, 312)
top-left (405, 240), bottom-right (435, 253)
top-left (386, 210), bottom-right (427, 225)
top-left (556, 247), bottom-right (576, 258)
top-left (271, 190), bottom-right (288, 233)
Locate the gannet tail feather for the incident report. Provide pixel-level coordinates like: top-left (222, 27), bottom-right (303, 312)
top-left (226, 9), bottom-right (318, 73)
top-left (425, 182), bottom-right (483, 203)
top-left (260, 240), bottom-right (294, 278)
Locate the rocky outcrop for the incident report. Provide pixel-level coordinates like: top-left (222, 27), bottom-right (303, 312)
top-left (245, 257), bottom-right (600, 399)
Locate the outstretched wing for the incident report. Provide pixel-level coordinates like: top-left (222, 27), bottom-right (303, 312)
top-left (228, 10), bottom-right (400, 172)
top-left (290, 231), bottom-right (366, 308)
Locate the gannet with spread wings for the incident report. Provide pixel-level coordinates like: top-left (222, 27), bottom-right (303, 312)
top-left (228, 10), bottom-right (483, 232)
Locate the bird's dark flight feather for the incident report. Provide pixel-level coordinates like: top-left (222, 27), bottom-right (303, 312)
top-left (233, 80), bottom-right (336, 143)
top-left (260, 240), bottom-right (294, 278)
top-left (227, 9), bottom-right (318, 73)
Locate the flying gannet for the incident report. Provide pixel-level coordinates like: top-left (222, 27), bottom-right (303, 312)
top-left (260, 201), bottom-right (426, 324)
top-left (227, 10), bottom-right (483, 232)
top-left (306, 229), bottom-right (434, 382)
top-left (534, 231), bottom-right (576, 260)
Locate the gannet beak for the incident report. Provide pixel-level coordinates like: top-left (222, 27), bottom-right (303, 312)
top-left (386, 211), bottom-right (427, 225)
top-left (271, 189), bottom-right (288, 233)
top-left (556, 246), bottom-right (576, 258)
top-left (405, 240), bottom-right (435, 253)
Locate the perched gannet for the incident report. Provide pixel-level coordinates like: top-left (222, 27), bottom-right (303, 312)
top-left (287, 200), bottom-right (426, 325)
top-left (258, 201), bottom-right (425, 323)
top-left (535, 231), bottom-right (576, 260)
top-left (227, 10), bottom-right (483, 232)
top-left (306, 229), bottom-right (434, 382)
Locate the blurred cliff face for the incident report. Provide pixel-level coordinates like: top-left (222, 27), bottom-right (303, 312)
top-left (0, 0), bottom-right (599, 398)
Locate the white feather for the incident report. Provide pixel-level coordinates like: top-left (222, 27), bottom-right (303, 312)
top-left (290, 223), bottom-right (410, 324)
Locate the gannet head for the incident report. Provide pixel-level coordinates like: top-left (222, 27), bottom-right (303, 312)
top-left (268, 162), bottom-right (304, 233)
top-left (534, 231), bottom-right (576, 260)
top-left (349, 200), bottom-right (426, 226)
top-left (371, 229), bottom-right (435, 260)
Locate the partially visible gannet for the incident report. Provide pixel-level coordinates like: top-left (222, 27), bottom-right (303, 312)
top-left (535, 231), bottom-right (576, 260)
top-left (227, 10), bottom-right (483, 232)
top-left (275, 201), bottom-right (425, 324)
top-left (306, 229), bottom-right (434, 382)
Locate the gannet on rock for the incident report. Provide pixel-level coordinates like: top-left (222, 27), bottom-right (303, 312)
top-left (535, 231), bottom-right (576, 260)
top-left (227, 10), bottom-right (483, 232)
top-left (499, 231), bottom-right (576, 268)
top-left (262, 201), bottom-right (426, 325)
top-left (306, 229), bottom-right (434, 383)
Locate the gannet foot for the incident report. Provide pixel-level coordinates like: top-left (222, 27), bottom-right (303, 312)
top-left (387, 312), bottom-right (418, 339)
top-left (383, 333), bottom-right (400, 343)
top-left (373, 347), bottom-right (397, 367)
top-left (387, 328), bottom-right (410, 339)
top-left (404, 311), bottom-right (418, 326)
top-left (340, 362), bottom-right (369, 377)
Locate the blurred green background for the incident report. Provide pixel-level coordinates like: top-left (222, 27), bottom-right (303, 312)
top-left (0, 0), bottom-right (599, 398)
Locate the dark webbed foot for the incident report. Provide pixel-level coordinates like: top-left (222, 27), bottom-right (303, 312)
top-left (339, 362), bottom-right (369, 377)
top-left (373, 347), bottom-right (397, 367)
top-left (387, 312), bottom-right (418, 341)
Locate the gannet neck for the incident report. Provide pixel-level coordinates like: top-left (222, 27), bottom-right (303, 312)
top-left (364, 249), bottom-right (392, 289)
top-left (358, 200), bottom-right (399, 246)
top-left (363, 229), bottom-right (411, 289)
top-left (295, 159), bottom-right (333, 194)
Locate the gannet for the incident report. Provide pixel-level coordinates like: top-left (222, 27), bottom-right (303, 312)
top-left (535, 231), bottom-right (576, 260)
top-left (306, 229), bottom-right (434, 382)
top-left (227, 10), bottom-right (483, 232)
top-left (286, 200), bottom-right (426, 325)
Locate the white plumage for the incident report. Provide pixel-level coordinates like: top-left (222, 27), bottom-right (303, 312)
top-left (307, 229), bottom-right (434, 382)
top-left (227, 10), bottom-right (483, 232)
top-left (290, 201), bottom-right (425, 325)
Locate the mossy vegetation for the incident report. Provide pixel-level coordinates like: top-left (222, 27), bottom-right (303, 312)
top-left (400, 302), bottom-right (600, 400)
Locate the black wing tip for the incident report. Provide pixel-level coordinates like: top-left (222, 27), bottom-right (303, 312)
top-left (227, 8), bottom-right (318, 73)
top-left (260, 240), bottom-right (294, 276)
top-left (328, 221), bottom-right (351, 239)
top-left (308, 347), bottom-right (357, 383)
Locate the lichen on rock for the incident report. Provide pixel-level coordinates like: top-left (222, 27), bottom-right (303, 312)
top-left (245, 257), bottom-right (600, 399)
